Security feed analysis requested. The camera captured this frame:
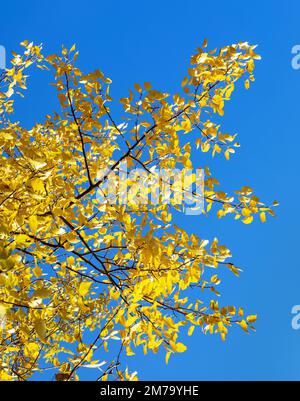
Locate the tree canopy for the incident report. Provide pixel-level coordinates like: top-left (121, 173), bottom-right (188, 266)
top-left (0, 40), bottom-right (276, 380)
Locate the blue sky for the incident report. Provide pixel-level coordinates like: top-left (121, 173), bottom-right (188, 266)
top-left (1, 0), bottom-right (300, 380)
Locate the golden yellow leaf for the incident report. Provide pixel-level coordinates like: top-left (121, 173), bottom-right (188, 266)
top-left (33, 288), bottom-right (52, 299)
top-left (33, 266), bottom-right (42, 278)
top-left (188, 326), bottom-right (195, 336)
top-left (247, 315), bottom-right (257, 324)
top-left (260, 212), bottom-right (266, 223)
top-left (170, 341), bottom-right (187, 353)
top-left (30, 177), bottom-right (45, 193)
top-left (79, 281), bottom-right (92, 297)
top-left (34, 319), bottom-right (46, 342)
top-left (28, 215), bottom-right (38, 232)
top-left (238, 320), bottom-right (248, 332)
top-left (126, 346), bottom-right (135, 356)
top-left (165, 351), bottom-right (172, 364)
top-left (242, 216), bottom-right (253, 224)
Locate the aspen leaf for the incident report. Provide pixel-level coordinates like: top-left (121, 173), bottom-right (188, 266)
top-left (34, 319), bottom-right (46, 342)
top-left (33, 288), bottom-right (52, 298)
top-left (170, 341), bottom-right (187, 353)
top-left (15, 234), bottom-right (32, 246)
top-left (126, 346), bottom-right (135, 356)
top-left (260, 212), bottom-right (266, 223)
top-left (33, 266), bottom-right (43, 278)
top-left (29, 159), bottom-right (47, 170)
top-left (181, 76), bottom-right (189, 87)
top-left (247, 315), bottom-right (257, 324)
top-left (28, 215), bottom-right (38, 232)
top-left (201, 141), bottom-right (210, 152)
top-left (110, 289), bottom-right (120, 300)
top-left (242, 216), bottom-right (253, 224)
top-left (188, 326), bottom-right (195, 336)
top-left (30, 177), bottom-right (44, 193)
top-left (134, 83), bottom-right (142, 93)
top-left (79, 281), bottom-right (92, 297)
top-left (238, 320), bottom-right (248, 332)
top-left (165, 351), bottom-right (172, 364)
top-left (181, 119), bottom-right (192, 133)
top-left (24, 342), bottom-right (39, 358)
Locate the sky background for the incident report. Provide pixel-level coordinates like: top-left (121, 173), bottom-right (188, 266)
top-left (1, 0), bottom-right (299, 381)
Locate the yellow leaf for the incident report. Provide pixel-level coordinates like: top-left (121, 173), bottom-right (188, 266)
top-left (201, 141), bottom-right (210, 153)
top-left (33, 266), bottom-right (42, 278)
top-left (242, 208), bottom-right (251, 217)
top-left (238, 320), bottom-right (248, 332)
top-left (28, 215), bottom-right (38, 232)
top-left (242, 216), bottom-right (253, 224)
top-left (118, 315), bottom-right (126, 327)
top-left (30, 178), bottom-right (45, 193)
top-left (79, 281), bottom-right (92, 297)
top-left (24, 342), bottom-right (39, 358)
top-left (144, 82), bottom-right (151, 91)
top-left (247, 314), bottom-right (257, 324)
top-left (260, 212), bottom-right (266, 223)
top-left (134, 83), bottom-right (142, 93)
top-left (33, 288), bottom-right (52, 299)
top-left (181, 119), bottom-right (192, 133)
top-left (29, 158), bottom-right (47, 170)
top-left (0, 305), bottom-right (6, 320)
top-left (188, 326), bottom-right (195, 336)
top-left (170, 341), bottom-right (187, 353)
top-left (34, 319), bottom-right (46, 342)
top-left (110, 289), bottom-right (120, 300)
top-left (126, 346), bottom-right (135, 356)
top-left (181, 77), bottom-right (189, 87)
top-left (15, 234), bottom-right (32, 246)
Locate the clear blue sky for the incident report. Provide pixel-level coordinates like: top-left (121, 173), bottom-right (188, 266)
top-left (1, 0), bottom-right (299, 380)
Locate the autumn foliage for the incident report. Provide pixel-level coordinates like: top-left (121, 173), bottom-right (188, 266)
top-left (0, 40), bottom-right (276, 380)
